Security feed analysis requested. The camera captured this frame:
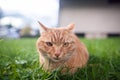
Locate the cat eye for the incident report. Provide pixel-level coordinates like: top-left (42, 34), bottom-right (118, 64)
top-left (46, 42), bottom-right (53, 46)
top-left (63, 42), bottom-right (69, 47)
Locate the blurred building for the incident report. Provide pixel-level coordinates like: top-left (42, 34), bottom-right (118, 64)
top-left (59, 0), bottom-right (120, 38)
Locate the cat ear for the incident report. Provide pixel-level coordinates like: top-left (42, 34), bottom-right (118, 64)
top-left (67, 23), bottom-right (75, 32)
top-left (38, 21), bottom-right (48, 33)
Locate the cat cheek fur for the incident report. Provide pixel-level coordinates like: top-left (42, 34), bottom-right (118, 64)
top-left (61, 47), bottom-right (75, 58)
top-left (37, 41), bottom-right (51, 57)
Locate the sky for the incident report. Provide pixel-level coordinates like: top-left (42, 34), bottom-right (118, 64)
top-left (0, 0), bottom-right (59, 29)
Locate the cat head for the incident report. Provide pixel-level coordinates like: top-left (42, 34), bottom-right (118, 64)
top-left (36, 22), bottom-right (76, 62)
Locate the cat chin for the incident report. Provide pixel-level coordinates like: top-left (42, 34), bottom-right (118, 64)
top-left (52, 59), bottom-right (61, 62)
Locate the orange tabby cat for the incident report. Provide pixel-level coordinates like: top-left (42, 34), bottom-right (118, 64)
top-left (36, 22), bottom-right (89, 73)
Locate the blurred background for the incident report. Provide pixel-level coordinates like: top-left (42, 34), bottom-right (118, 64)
top-left (0, 0), bottom-right (59, 38)
top-left (0, 0), bottom-right (120, 38)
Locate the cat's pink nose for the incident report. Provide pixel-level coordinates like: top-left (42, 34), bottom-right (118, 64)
top-left (55, 53), bottom-right (60, 57)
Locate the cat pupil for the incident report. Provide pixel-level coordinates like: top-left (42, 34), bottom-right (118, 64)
top-left (63, 42), bottom-right (69, 47)
top-left (46, 42), bottom-right (53, 46)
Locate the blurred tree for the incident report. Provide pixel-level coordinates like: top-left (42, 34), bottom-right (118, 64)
top-left (7, 24), bottom-right (13, 29)
top-left (19, 26), bottom-right (32, 37)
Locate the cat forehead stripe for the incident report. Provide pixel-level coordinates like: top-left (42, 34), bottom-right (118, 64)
top-left (50, 30), bottom-right (65, 43)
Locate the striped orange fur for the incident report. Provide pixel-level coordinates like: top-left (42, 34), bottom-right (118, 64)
top-left (36, 22), bottom-right (89, 73)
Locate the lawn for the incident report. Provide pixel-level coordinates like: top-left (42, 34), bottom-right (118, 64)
top-left (0, 38), bottom-right (120, 80)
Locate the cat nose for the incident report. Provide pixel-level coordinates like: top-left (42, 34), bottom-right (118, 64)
top-left (55, 53), bottom-right (60, 57)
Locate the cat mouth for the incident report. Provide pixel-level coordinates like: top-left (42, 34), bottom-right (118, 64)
top-left (54, 57), bottom-right (60, 60)
top-left (52, 57), bottom-right (61, 62)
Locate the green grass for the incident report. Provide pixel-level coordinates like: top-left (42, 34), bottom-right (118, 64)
top-left (0, 38), bottom-right (120, 80)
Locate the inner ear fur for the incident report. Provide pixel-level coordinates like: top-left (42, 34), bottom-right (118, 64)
top-left (67, 23), bottom-right (75, 31)
top-left (38, 21), bottom-right (48, 33)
